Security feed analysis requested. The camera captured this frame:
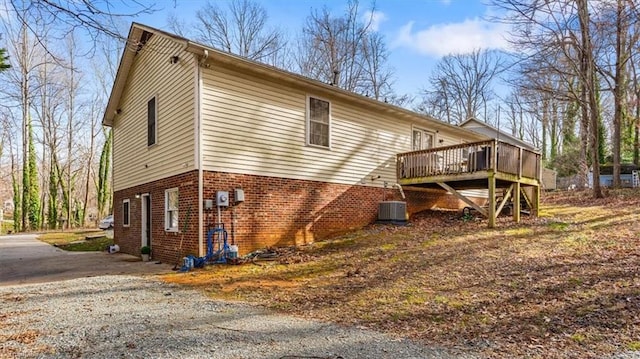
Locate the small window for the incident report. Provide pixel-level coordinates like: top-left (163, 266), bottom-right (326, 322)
top-left (307, 96), bottom-right (330, 148)
top-left (122, 199), bottom-right (130, 227)
top-left (147, 96), bottom-right (157, 146)
top-left (165, 188), bottom-right (178, 231)
top-left (412, 128), bottom-right (434, 150)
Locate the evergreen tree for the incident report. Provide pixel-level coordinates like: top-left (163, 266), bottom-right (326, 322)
top-left (97, 129), bottom-right (112, 216)
top-left (595, 85), bottom-right (606, 165)
top-left (23, 121), bottom-right (40, 230)
top-left (12, 170), bottom-right (20, 233)
top-left (0, 47), bottom-right (9, 71)
top-left (48, 163), bottom-right (58, 229)
top-left (21, 148), bottom-right (29, 230)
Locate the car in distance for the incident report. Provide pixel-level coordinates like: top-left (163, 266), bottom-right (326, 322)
top-left (98, 215), bottom-right (114, 230)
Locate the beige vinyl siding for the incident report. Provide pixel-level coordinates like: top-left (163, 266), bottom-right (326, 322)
top-left (112, 35), bottom-right (196, 191)
top-left (201, 63), bottom-right (472, 187)
top-left (437, 133), bottom-right (463, 146)
top-left (460, 189), bottom-right (489, 199)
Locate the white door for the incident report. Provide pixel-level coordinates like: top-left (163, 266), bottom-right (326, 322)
top-left (141, 194), bottom-right (151, 249)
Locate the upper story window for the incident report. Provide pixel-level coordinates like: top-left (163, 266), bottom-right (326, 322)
top-left (412, 128), bottom-right (434, 150)
top-left (307, 96), bottom-right (330, 148)
top-left (147, 96), bottom-right (157, 146)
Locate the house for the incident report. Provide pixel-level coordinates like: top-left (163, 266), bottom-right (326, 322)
top-left (459, 118), bottom-right (537, 151)
top-left (103, 23), bottom-right (537, 263)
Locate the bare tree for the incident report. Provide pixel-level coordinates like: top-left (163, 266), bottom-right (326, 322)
top-left (295, 0), bottom-right (398, 101)
top-left (6, 0), bottom-right (155, 55)
top-left (1, 9), bottom-right (47, 230)
top-left (631, 33), bottom-right (640, 165)
top-left (492, 0), bottom-right (604, 197)
top-left (420, 49), bottom-right (505, 124)
top-left (91, 36), bottom-right (121, 220)
top-left (591, 0), bottom-right (639, 187)
top-left (168, 0), bottom-right (286, 66)
top-left (359, 30), bottom-right (394, 100)
top-left (504, 90), bottom-right (526, 141)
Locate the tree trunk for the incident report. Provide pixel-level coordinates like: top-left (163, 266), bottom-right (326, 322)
top-left (83, 101), bottom-right (97, 227)
top-left (577, 0), bottom-right (603, 198)
top-left (20, 23), bottom-right (29, 231)
top-left (541, 97), bottom-right (549, 161)
top-left (550, 100), bottom-right (558, 162)
top-left (97, 129), bottom-right (112, 218)
top-left (67, 39), bottom-right (75, 229)
top-left (612, 0), bottom-right (627, 188)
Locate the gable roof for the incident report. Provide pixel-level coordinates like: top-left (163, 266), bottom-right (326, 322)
top-left (103, 23), bottom-right (486, 141)
top-left (459, 117), bottom-right (537, 151)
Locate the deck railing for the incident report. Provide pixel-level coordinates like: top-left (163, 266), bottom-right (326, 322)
top-left (397, 139), bottom-right (541, 181)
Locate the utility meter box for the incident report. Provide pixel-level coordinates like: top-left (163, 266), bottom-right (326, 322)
top-left (204, 199), bottom-right (214, 210)
top-left (216, 191), bottom-right (229, 207)
top-left (234, 188), bottom-right (245, 203)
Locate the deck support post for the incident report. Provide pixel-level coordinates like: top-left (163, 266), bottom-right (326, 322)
top-left (513, 182), bottom-right (521, 223)
top-left (533, 184), bottom-right (540, 217)
top-left (488, 172), bottom-right (496, 228)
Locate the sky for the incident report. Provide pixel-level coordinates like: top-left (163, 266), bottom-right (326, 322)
top-left (130, 0), bottom-right (510, 98)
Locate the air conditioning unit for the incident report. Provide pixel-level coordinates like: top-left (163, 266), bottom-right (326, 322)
top-left (378, 201), bottom-right (407, 222)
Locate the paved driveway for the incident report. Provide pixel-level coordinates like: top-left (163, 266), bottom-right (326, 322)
top-left (0, 234), bottom-right (172, 286)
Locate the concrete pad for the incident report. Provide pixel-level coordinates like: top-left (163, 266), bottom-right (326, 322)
top-left (0, 234), bottom-right (173, 286)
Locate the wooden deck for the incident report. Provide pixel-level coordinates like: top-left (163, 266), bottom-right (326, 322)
top-left (397, 140), bottom-right (542, 227)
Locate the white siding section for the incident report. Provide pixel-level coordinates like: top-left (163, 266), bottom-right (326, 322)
top-left (201, 64), bottom-right (475, 187)
top-left (112, 35), bottom-right (196, 191)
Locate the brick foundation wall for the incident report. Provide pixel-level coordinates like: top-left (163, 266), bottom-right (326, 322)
top-left (203, 171), bottom-right (390, 254)
top-left (113, 171), bottom-right (199, 265)
top-left (114, 170), bottom-right (486, 263)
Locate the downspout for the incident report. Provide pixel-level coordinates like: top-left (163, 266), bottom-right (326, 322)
top-left (393, 183), bottom-right (406, 200)
top-left (196, 53), bottom-right (204, 257)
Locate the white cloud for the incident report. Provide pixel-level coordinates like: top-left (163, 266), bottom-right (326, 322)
top-left (363, 10), bottom-right (387, 32)
top-left (393, 18), bottom-right (511, 57)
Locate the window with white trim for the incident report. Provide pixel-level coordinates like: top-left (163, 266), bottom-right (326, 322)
top-left (412, 128), bottom-right (434, 150)
top-left (165, 188), bottom-right (178, 231)
top-left (147, 96), bottom-right (157, 146)
top-left (307, 96), bottom-right (330, 147)
top-left (122, 199), bottom-right (130, 227)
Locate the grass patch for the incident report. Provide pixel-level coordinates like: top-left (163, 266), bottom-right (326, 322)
top-left (1, 220), bottom-right (14, 234)
top-left (570, 333), bottom-right (587, 343)
top-left (380, 243), bottom-right (396, 251)
top-left (57, 237), bottom-right (113, 251)
top-left (547, 221), bottom-right (569, 231)
top-left (38, 230), bottom-right (112, 251)
top-left (628, 341), bottom-right (640, 351)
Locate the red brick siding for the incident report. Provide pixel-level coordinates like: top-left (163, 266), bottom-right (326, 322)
top-left (202, 171), bottom-right (388, 254)
top-left (113, 171), bottom-right (199, 265)
top-left (114, 170), bottom-right (481, 262)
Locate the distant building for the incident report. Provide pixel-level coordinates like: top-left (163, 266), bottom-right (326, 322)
top-left (589, 165), bottom-right (640, 188)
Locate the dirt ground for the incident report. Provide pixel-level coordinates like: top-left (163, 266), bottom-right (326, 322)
top-left (164, 189), bottom-right (640, 359)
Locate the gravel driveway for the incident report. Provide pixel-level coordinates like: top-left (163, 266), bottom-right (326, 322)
top-left (0, 275), bottom-right (479, 359)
